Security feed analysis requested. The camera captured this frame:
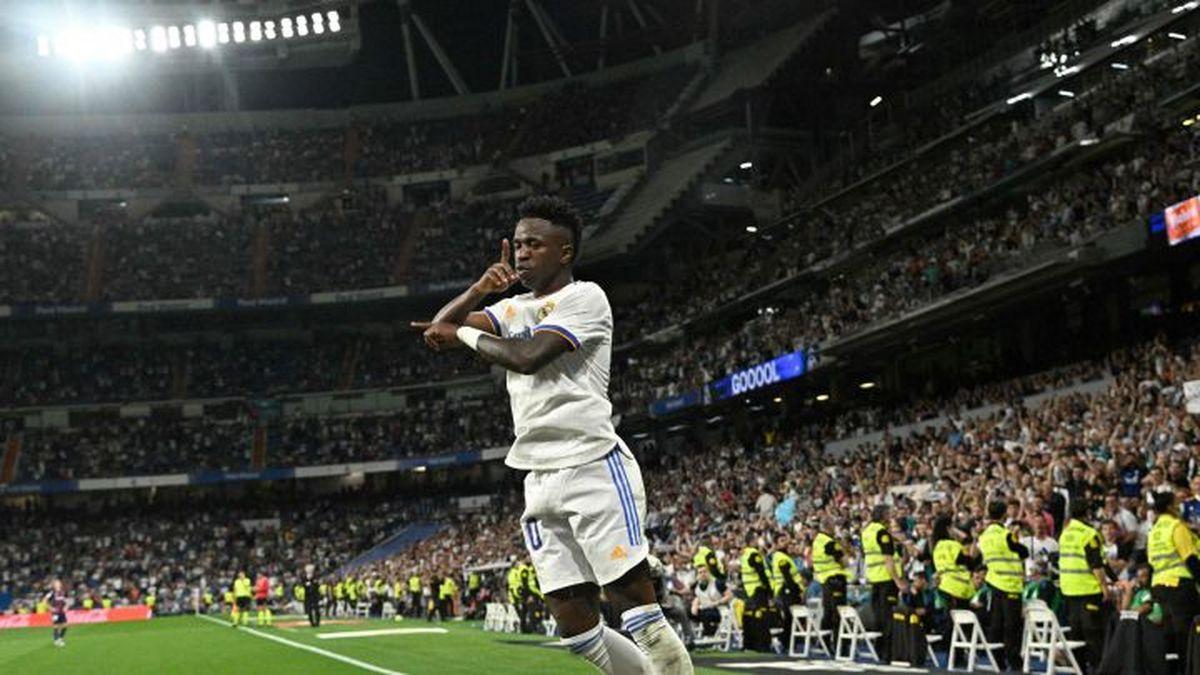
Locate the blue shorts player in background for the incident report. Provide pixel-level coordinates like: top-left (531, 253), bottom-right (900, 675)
top-left (45, 578), bottom-right (70, 647)
top-left (413, 195), bottom-right (692, 674)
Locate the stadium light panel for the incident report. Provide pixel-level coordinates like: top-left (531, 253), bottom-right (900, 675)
top-left (859, 381), bottom-right (876, 389)
top-left (1110, 34), bottom-right (1139, 48)
top-left (1169, 32), bottom-right (1187, 40)
top-left (869, 95), bottom-right (883, 107)
top-left (1111, 62), bottom-right (1129, 70)
top-left (198, 21), bottom-right (216, 48)
top-left (217, 23), bottom-right (230, 44)
top-left (183, 24), bottom-right (196, 47)
top-left (250, 21), bottom-right (262, 41)
top-left (134, 29), bottom-right (147, 51)
top-left (1079, 138), bottom-right (1099, 146)
top-left (1005, 92), bottom-right (1032, 105)
top-left (297, 15), bottom-right (309, 37)
top-left (1058, 90), bottom-right (1075, 98)
top-left (264, 21), bottom-right (277, 40)
top-left (815, 394), bottom-right (830, 402)
top-left (313, 13), bottom-right (325, 35)
top-left (281, 18), bottom-right (294, 38)
top-left (739, 161), bottom-right (753, 169)
top-left (329, 10), bottom-right (341, 32)
top-left (232, 21), bottom-right (245, 43)
top-left (150, 26), bottom-right (168, 53)
top-left (773, 397), bottom-right (783, 403)
top-left (745, 225), bottom-right (758, 233)
top-left (167, 26), bottom-right (181, 49)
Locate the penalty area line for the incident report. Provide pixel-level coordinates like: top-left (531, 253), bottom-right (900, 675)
top-left (194, 613), bottom-right (406, 675)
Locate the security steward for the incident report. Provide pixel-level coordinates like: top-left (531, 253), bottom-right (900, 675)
top-left (740, 531), bottom-right (775, 652)
top-left (1058, 499), bottom-right (1111, 674)
top-left (979, 501), bottom-right (1028, 671)
top-left (932, 516), bottom-right (977, 613)
top-left (812, 516), bottom-right (850, 645)
top-left (694, 536), bottom-right (727, 590)
top-left (770, 534), bottom-right (803, 612)
top-left (862, 504), bottom-right (907, 662)
top-left (301, 564), bottom-right (322, 628)
top-left (407, 572), bottom-right (422, 618)
top-left (1148, 490), bottom-right (1200, 665)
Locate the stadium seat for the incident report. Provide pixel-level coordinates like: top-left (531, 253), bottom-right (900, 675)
top-left (948, 609), bottom-right (1005, 672)
top-left (543, 615), bottom-right (558, 637)
top-left (503, 604), bottom-right (520, 633)
top-left (834, 605), bottom-right (881, 663)
top-left (715, 605), bottom-right (742, 652)
top-left (1022, 606), bottom-right (1085, 675)
top-left (788, 604), bottom-right (832, 658)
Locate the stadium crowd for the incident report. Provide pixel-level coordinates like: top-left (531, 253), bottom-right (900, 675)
top-left (0, 492), bottom-right (425, 616)
top-left (610, 39), bottom-right (1200, 411)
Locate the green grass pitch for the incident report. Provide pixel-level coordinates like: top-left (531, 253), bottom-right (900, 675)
top-left (0, 614), bottom-right (733, 674)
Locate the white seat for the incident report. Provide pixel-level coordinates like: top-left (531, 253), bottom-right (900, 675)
top-left (354, 601), bottom-right (370, 618)
top-left (715, 605), bottom-right (742, 652)
top-left (544, 615), bottom-right (558, 637)
top-left (948, 609), bottom-right (1005, 672)
top-left (788, 604), bottom-right (832, 658)
top-left (503, 603), bottom-right (521, 633)
top-left (482, 603), bottom-right (496, 631)
top-left (835, 605), bottom-right (882, 663)
top-left (1022, 606), bottom-right (1085, 675)
top-left (926, 634), bottom-right (943, 668)
top-left (381, 601), bottom-right (396, 620)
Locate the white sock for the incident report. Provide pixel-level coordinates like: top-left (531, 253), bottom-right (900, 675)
top-left (562, 622), bottom-right (612, 673)
top-left (601, 624), bottom-right (655, 674)
top-left (621, 604), bottom-right (694, 675)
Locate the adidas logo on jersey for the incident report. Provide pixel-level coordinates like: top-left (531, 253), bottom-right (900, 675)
top-left (610, 545), bottom-right (627, 560)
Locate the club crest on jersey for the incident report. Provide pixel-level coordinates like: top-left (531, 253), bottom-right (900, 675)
top-left (536, 301), bottom-right (556, 321)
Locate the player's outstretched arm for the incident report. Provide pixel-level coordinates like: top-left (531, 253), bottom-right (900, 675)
top-left (416, 239), bottom-right (517, 335)
top-left (411, 322), bottom-right (570, 375)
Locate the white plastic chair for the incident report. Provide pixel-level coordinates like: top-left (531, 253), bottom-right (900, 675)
top-left (715, 605), bottom-right (742, 652)
top-left (544, 615), bottom-right (558, 637)
top-left (381, 601), bottom-right (396, 620)
top-left (354, 601), bottom-right (370, 618)
top-left (948, 609), bottom-right (1005, 672)
top-left (1022, 605), bottom-right (1085, 675)
top-left (788, 604), bottom-right (832, 658)
top-left (503, 603), bottom-right (521, 633)
top-left (835, 605), bottom-right (881, 662)
top-left (926, 634), bottom-right (943, 668)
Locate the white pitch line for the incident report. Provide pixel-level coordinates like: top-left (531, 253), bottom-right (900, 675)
top-left (317, 628), bottom-right (448, 640)
top-left (194, 613), bottom-right (406, 675)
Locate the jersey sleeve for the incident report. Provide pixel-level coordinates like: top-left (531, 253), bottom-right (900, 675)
top-left (533, 284), bottom-right (610, 352)
top-left (482, 299), bottom-right (509, 337)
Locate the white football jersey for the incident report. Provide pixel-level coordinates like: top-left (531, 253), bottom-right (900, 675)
top-left (484, 280), bottom-right (627, 470)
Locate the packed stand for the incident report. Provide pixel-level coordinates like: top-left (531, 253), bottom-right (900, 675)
top-left (0, 221), bottom-right (86, 304)
top-left (611, 43), bottom-right (1200, 410)
top-left (0, 335), bottom-right (483, 408)
top-left (21, 133), bottom-right (174, 190)
top-left (0, 492), bottom-right (426, 616)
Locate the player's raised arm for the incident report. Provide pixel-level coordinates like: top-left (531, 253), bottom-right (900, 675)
top-left (410, 239), bottom-right (518, 346)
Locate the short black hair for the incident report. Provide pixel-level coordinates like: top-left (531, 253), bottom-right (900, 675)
top-left (987, 501), bottom-right (1008, 520)
top-left (518, 194), bottom-right (583, 263)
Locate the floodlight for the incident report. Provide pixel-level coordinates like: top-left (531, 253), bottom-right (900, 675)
top-left (232, 21), bottom-right (245, 43)
top-left (167, 26), bottom-right (181, 49)
top-left (150, 25), bottom-right (168, 53)
top-left (250, 21), bottom-right (262, 42)
top-left (281, 18), bottom-right (294, 38)
top-left (183, 25), bottom-right (196, 47)
top-left (198, 21), bottom-right (216, 48)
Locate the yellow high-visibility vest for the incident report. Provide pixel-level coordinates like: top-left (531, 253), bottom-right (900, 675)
top-left (812, 532), bottom-right (848, 583)
top-left (741, 547), bottom-right (767, 596)
top-left (1058, 519), bottom-right (1103, 597)
top-left (1150, 513), bottom-right (1192, 587)
top-left (933, 539), bottom-right (973, 600)
top-left (980, 524), bottom-right (1023, 594)
top-left (862, 521), bottom-right (899, 584)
